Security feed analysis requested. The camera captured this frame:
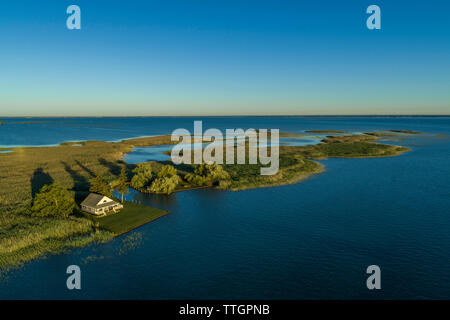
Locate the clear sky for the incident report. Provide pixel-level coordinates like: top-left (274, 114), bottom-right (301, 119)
top-left (0, 0), bottom-right (449, 116)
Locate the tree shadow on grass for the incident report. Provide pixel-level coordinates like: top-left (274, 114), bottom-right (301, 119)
top-left (62, 161), bottom-right (90, 203)
top-left (30, 168), bottom-right (54, 199)
top-left (75, 160), bottom-right (95, 177)
top-left (98, 158), bottom-right (123, 176)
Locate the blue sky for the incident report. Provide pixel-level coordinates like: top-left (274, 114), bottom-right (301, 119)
top-left (0, 0), bottom-right (449, 116)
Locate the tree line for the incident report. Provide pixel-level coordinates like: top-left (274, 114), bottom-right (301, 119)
top-left (30, 162), bottom-right (231, 218)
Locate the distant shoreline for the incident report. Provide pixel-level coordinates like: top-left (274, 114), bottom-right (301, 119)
top-left (1, 115), bottom-right (450, 119)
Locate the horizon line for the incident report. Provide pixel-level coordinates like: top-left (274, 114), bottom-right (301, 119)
top-left (1, 114), bottom-right (450, 118)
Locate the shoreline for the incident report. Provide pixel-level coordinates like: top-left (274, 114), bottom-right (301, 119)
top-left (0, 130), bottom-right (415, 271)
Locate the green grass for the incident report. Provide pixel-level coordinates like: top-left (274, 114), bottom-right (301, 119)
top-left (314, 141), bottom-right (408, 157)
top-left (284, 134), bottom-right (410, 159)
top-left (0, 131), bottom-right (411, 271)
top-left (213, 133), bottom-right (408, 190)
top-left (0, 135), bottom-right (173, 271)
top-left (83, 201), bottom-right (169, 235)
top-left (0, 134), bottom-right (174, 212)
top-left (0, 213), bottom-right (113, 272)
top-left (223, 153), bottom-right (323, 190)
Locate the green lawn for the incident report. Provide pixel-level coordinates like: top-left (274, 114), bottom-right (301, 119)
top-left (84, 201), bottom-right (169, 235)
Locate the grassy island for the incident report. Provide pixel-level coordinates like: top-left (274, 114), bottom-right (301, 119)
top-left (365, 130), bottom-right (422, 137)
top-left (219, 133), bottom-right (408, 190)
top-left (0, 131), bottom-right (410, 271)
top-left (389, 129), bottom-right (421, 134)
top-left (304, 130), bottom-right (349, 134)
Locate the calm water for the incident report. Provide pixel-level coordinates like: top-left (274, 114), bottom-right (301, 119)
top-left (0, 116), bottom-right (449, 299)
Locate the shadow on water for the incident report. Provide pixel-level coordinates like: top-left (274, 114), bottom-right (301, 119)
top-left (30, 168), bottom-right (53, 199)
top-left (61, 161), bottom-right (90, 202)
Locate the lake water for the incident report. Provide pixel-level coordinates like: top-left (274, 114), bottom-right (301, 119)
top-left (0, 116), bottom-right (449, 299)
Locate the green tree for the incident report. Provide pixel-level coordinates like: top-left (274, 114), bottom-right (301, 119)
top-left (157, 164), bottom-right (177, 178)
top-left (31, 183), bottom-right (75, 218)
top-left (149, 175), bottom-right (179, 194)
top-left (89, 175), bottom-right (112, 197)
top-left (148, 165), bottom-right (179, 194)
top-left (130, 163), bottom-right (153, 190)
top-left (185, 163), bottom-right (230, 186)
top-left (185, 173), bottom-right (207, 186)
top-left (114, 167), bottom-right (130, 203)
top-left (205, 163), bottom-right (230, 181)
top-left (130, 174), bottom-right (148, 190)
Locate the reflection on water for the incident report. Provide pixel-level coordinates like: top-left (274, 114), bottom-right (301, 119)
top-left (126, 189), bottom-right (179, 209)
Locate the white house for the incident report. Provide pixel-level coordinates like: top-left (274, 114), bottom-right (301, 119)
top-left (81, 193), bottom-right (123, 215)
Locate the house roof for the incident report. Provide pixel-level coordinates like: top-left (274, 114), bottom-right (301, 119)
top-left (81, 193), bottom-right (119, 209)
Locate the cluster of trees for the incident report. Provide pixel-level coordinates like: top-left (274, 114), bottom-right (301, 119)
top-left (130, 163), bottom-right (153, 189)
top-left (29, 162), bottom-right (232, 218)
top-left (30, 166), bottom-right (131, 218)
top-left (185, 163), bottom-right (230, 187)
top-left (130, 163), bottom-right (180, 194)
top-left (130, 162), bottom-right (231, 194)
top-left (148, 165), bottom-right (179, 194)
top-left (89, 175), bottom-right (113, 197)
top-left (31, 183), bottom-right (75, 217)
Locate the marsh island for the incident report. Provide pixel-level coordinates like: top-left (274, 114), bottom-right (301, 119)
top-left (0, 131), bottom-right (411, 271)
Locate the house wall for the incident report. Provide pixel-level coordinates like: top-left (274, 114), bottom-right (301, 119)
top-left (82, 200), bottom-right (123, 215)
top-left (82, 205), bottom-right (98, 214)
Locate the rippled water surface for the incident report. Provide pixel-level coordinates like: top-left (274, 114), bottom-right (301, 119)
top-left (1, 117), bottom-right (449, 299)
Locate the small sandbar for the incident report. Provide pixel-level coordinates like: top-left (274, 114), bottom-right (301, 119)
top-left (389, 130), bottom-right (421, 134)
top-left (59, 141), bottom-right (86, 147)
top-left (305, 130), bottom-right (349, 134)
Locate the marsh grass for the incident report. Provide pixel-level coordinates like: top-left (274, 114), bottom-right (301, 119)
top-left (0, 135), bottom-right (172, 270)
top-left (118, 232), bottom-right (143, 255)
top-left (82, 254), bottom-right (105, 265)
top-left (0, 132), bottom-right (409, 270)
top-left (175, 133), bottom-right (407, 190)
top-left (0, 213), bottom-right (113, 271)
